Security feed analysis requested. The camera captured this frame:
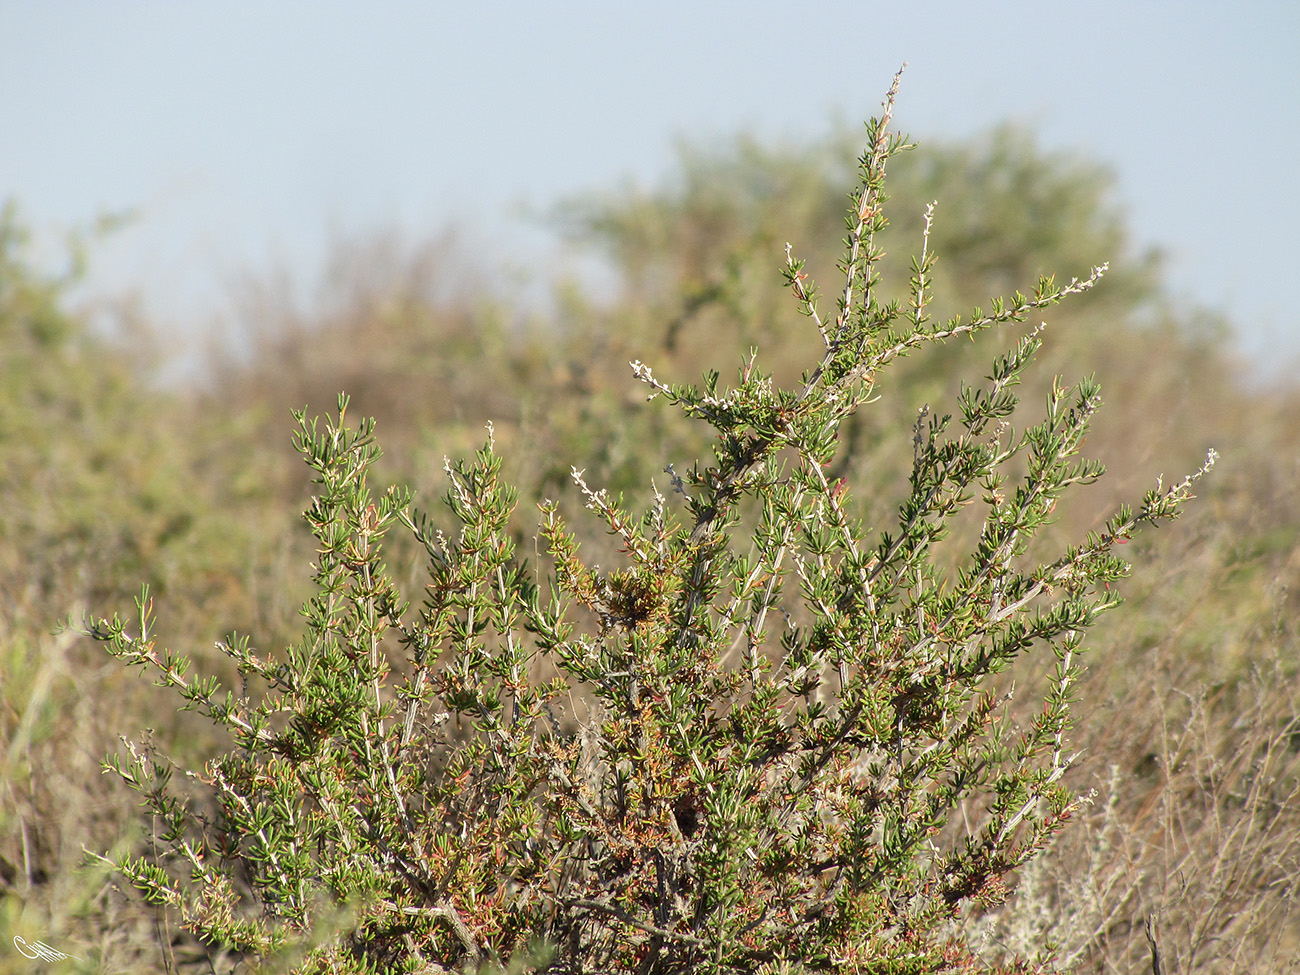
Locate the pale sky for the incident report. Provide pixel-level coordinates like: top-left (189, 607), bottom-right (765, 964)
top-left (2, 2), bottom-right (1297, 372)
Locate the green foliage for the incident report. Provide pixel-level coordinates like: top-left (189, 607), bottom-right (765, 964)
top-left (85, 72), bottom-right (1217, 974)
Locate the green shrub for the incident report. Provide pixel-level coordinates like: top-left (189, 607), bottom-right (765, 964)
top-left (86, 71), bottom-right (1213, 974)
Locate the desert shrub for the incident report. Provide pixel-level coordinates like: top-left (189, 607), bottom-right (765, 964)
top-left (0, 203), bottom-right (318, 973)
top-left (84, 72), bottom-right (1219, 974)
top-left (551, 103), bottom-right (1297, 683)
top-left (0, 204), bottom-right (203, 973)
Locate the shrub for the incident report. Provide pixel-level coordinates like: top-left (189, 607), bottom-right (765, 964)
top-left (86, 70), bottom-right (1213, 974)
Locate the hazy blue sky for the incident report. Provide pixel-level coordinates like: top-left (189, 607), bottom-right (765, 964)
top-left (2, 2), bottom-right (1297, 370)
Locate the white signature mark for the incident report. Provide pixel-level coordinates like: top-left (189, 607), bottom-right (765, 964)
top-left (13, 936), bottom-right (84, 963)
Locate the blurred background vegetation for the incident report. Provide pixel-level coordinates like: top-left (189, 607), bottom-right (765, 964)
top-left (2, 124), bottom-right (1297, 973)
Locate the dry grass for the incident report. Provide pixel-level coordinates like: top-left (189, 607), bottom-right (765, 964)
top-left (958, 647), bottom-right (1300, 973)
